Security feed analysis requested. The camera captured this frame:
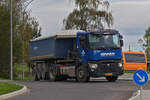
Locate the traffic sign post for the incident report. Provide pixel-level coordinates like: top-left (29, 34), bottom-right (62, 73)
top-left (133, 70), bottom-right (149, 100)
top-left (140, 86), bottom-right (142, 100)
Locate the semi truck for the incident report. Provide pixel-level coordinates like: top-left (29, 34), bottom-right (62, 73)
top-left (29, 29), bottom-right (124, 82)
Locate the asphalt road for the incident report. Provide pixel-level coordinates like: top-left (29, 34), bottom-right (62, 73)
top-left (6, 79), bottom-right (149, 100)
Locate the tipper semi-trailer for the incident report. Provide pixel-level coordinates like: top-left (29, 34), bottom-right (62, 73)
top-left (29, 29), bottom-right (124, 82)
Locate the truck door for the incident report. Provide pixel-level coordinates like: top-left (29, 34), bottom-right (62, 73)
top-left (77, 34), bottom-right (88, 62)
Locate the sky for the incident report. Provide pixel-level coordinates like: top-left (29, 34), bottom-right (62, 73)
top-left (28, 0), bottom-right (150, 51)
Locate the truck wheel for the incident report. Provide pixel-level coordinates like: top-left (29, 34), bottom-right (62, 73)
top-left (76, 66), bottom-right (90, 82)
top-left (106, 76), bottom-right (118, 82)
top-left (41, 72), bottom-right (45, 80)
top-left (44, 72), bottom-right (50, 80)
top-left (33, 66), bottom-right (40, 81)
top-left (49, 70), bottom-right (57, 81)
top-left (49, 65), bottom-right (58, 81)
top-left (34, 73), bottom-right (40, 81)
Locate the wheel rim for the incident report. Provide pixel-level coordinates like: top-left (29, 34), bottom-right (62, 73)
top-left (42, 73), bottom-right (45, 80)
top-left (78, 70), bottom-right (85, 78)
top-left (49, 72), bottom-right (55, 79)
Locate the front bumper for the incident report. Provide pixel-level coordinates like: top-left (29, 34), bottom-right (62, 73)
top-left (89, 60), bottom-right (124, 77)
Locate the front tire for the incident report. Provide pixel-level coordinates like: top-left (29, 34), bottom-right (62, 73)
top-left (76, 66), bottom-right (90, 82)
top-left (106, 76), bottom-right (118, 82)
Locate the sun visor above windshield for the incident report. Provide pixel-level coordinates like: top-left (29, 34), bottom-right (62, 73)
top-left (91, 29), bottom-right (119, 35)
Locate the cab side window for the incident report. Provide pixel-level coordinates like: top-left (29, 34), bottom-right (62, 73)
top-left (79, 35), bottom-right (86, 48)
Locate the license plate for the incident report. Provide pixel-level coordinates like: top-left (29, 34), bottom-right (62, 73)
top-left (105, 73), bottom-right (113, 76)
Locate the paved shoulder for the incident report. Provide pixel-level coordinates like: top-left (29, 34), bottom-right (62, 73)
top-left (129, 90), bottom-right (150, 100)
top-left (7, 80), bottom-right (138, 100)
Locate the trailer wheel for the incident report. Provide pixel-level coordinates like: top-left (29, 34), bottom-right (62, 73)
top-left (76, 66), bottom-right (90, 82)
top-left (41, 72), bottom-right (45, 80)
top-left (33, 66), bottom-right (40, 81)
top-left (49, 70), bottom-right (56, 81)
top-left (49, 65), bottom-right (58, 81)
top-left (106, 76), bottom-right (118, 82)
top-left (34, 73), bottom-right (40, 81)
top-left (44, 72), bottom-right (50, 80)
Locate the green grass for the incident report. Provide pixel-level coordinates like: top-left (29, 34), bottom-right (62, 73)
top-left (14, 76), bottom-right (34, 81)
top-left (15, 64), bottom-right (32, 73)
top-left (0, 64), bottom-right (34, 81)
top-left (125, 70), bottom-right (150, 74)
top-left (0, 77), bottom-right (9, 80)
top-left (0, 76), bottom-right (34, 81)
top-left (124, 71), bottom-right (136, 74)
top-left (13, 64), bottom-right (34, 81)
top-left (0, 82), bottom-right (23, 95)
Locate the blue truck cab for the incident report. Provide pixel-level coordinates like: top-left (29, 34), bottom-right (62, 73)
top-left (75, 29), bottom-right (124, 81)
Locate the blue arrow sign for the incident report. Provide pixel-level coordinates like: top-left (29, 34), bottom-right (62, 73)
top-left (133, 70), bottom-right (148, 86)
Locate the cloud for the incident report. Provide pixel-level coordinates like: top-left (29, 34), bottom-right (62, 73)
top-left (29, 0), bottom-right (150, 51)
top-left (111, 0), bottom-right (150, 35)
top-left (122, 34), bottom-right (143, 51)
top-left (29, 0), bottom-right (74, 35)
top-left (110, 0), bottom-right (150, 3)
top-left (109, 0), bottom-right (150, 51)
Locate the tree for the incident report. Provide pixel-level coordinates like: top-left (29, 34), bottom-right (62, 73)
top-left (0, 0), bottom-right (41, 78)
top-left (63, 0), bottom-right (113, 31)
top-left (138, 27), bottom-right (150, 61)
top-left (13, 0), bottom-right (41, 63)
top-left (0, 5), bottom-right (10, 78)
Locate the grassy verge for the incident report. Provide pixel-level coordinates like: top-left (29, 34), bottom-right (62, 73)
top-left (15, 64), bottom-right (32, 73)
top-left (0, 77), bottom-right (34, 81)
top-left (0, 64), bottom-right (34, 81)
top-left (125, 70), bottom-right (150, 74)
top-left (14, 76), bottom-right (34, 81)
top-left (0, 82), bottom-right (23, 95)
top-left (14, 64), bottom-right (34, 81)
top-left (0, 78), bottom-right (9, 80)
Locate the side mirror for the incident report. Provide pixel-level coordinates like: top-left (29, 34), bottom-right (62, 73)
top-left (120, 40), bottom-right (124, 47)
top-left (119, 35), bottom-right (123, 39)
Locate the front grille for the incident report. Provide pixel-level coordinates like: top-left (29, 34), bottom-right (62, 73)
top-left (99, 62), bottom-right (118, 73)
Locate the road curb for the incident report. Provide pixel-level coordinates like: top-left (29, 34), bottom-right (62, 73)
top-left (0, 83), bottom-right (27, 100)
top-left (128, 90), bottom-right (140, 100)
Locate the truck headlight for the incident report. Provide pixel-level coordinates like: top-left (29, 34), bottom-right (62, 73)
top-left (89, 63), bottom-right (98, 69)
top-left (118, 63), bottom-right (122, 67)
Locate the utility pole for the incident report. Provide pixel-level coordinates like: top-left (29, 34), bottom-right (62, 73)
top-left (10, 0), bottom-right (13, 80)
top-left (22, 11), bottom-right (25, 80)
top-left (128, 44), bottom-right (131, 51)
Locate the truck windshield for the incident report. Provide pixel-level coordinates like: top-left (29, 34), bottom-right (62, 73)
top-left (88, 34), bottom-right (120, 50)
